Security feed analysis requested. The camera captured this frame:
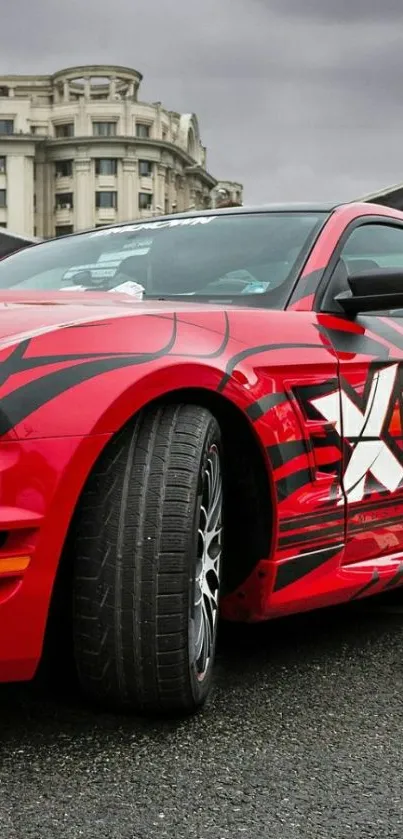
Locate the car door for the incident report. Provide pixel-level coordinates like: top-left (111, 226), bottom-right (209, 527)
top-left (315, 217), bottom-right (403, 568)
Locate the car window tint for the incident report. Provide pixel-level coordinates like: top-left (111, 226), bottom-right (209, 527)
top-left (341, 223), bottom-right (403, 271)
top-left (0, 212), bottom-right (328, 309)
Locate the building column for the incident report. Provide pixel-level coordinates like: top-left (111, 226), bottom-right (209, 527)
top-left (74, 156), bottom-right (93, 230)
top-left (154, 103), bottom-right (162, 139)
top-left (109, 77), bottom-right (117, 100)
top-left (167, 168), bottom-right (176, 213)
top-left (183, 175), bottom-right (192, 212)
top-left (126, 81), bottom-right (135, 101)
top-left (6, 152), bottom-right (35, 236)
top-left (176, 175), bottom-right (186, 212)
top-left (119, 155), bottom-right (138, 221)
top-left (83, 76), bottom-right (91, 101)
top-left (155, 164), bottom-right (166, 215)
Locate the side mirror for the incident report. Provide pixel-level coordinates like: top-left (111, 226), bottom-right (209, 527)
top-left (335, 267), bottom-right (403, 315)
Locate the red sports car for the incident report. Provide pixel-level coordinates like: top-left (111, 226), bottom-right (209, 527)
top-left (1, 201), bottom-right (403, 716)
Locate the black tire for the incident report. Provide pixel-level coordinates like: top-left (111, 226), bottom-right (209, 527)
top-left (72, 403), bottom-right (223, 716)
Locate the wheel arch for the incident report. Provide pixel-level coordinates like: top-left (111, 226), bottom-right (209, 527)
top-left (151, 386), bottom-right (276, 594)
top-left (45, 383), bottom-right (275, 656)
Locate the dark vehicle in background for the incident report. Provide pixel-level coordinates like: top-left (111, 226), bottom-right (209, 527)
top-left (0, 229), bottom-right (41, 260)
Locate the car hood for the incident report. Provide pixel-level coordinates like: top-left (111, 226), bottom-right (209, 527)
top-left (0, 289), bottom-right (241, 347)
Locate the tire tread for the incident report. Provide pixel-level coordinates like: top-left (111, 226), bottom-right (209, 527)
top-left (72, 403), bottom-right (220, 714)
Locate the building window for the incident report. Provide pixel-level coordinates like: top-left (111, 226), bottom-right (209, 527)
top-left (0, 157), bottom-right (5, 174)
top-left (55, 160), bottom-right (73, 178)
top-left (0, 222), bottom-right (7, 228)
top-left (55, 225), bottom-right (74, 237)
top-left (54, 122), bottom-right (74, 138)
top-left (96, 191), bottom-right (118, 209)
top-left (136, 123), bottom-right (150, 139)
top-left (95, 158), bottom-right (118, 176)
top-left (0, 190), bottom-right (6, 208)
top-left (0, 87), bottom-right (9, 98)
top-left (93, 121), bottom-right (117, 137)
top-left (55, 192), bottom-right (73, 210)
top-left (0, 120), bottom-right (14, 135)
top-left (139, 160), bottom-right (153, 177)
top-left (139, 192), bottom-right (153, 210)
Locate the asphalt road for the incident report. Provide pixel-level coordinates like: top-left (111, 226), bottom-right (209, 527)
top-left (1, 595), bottom-right (403, 839)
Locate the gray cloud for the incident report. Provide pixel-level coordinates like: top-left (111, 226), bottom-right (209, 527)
top-left (1, 0), bottom-right (403, 203)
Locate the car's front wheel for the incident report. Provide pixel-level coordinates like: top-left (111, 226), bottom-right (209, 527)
top-left (72, 403), bottom-right (223, 716)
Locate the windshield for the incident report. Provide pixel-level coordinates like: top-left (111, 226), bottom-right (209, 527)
top-left (0, 211), bottom-right (327, 307)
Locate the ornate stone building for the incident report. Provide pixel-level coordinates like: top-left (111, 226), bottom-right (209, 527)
top-left (0, 64), bottom-right (243, 238)
top-left (211, 181), bottom-right (243, 208)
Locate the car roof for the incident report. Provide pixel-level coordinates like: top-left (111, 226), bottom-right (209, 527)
top-left (47, 202), bottom-right (338, 243)
top-left (34, 200), bottom-right (388, 247)
top-left (145, 202), bottom-right (338, 219)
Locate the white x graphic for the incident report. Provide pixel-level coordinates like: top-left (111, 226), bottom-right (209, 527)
top-left (311, 364), bottom-right (403, 504)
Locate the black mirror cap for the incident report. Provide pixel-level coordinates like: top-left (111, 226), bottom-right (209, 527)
top-left (335, 289), bottom-right (403, 315)
top-left (334, 267), bottom-right (403, 315)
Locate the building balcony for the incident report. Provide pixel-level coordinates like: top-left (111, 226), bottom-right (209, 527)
top-left (138, 176), bottom-right (153, 191)
top-left (95, 207), bottom-right (117, 223)
top-left (54, 175), bottom-right (73, 191)
top-left (54, 206), bottom-right (74, 225)
top-left (138, 208), bottom-right (154, 219)
top-left (95, 175), bottom-right (117, 189)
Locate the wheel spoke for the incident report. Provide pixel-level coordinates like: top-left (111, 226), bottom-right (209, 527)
top-left (192, 444), bottom-right (223, 680)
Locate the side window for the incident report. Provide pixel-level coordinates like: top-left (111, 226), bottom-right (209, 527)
top-left (331, 222), bottom-right (403, 316)
top-left (322, 221), bottom-right (403, 314)
top-left (341, 222), bottom-right (403, 271)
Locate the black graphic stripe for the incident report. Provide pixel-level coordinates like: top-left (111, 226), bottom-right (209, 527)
top-left (381, 562), bottom-right (403, 592)
top-left (281, 505), bottom-right (403, 551)
top-left (315, 458), bottom-right (342, 475)
top-left (312, 435), bottom-right (341, 449)
top-left (316, 324), bottom-right (390, 359)
top-left (278, 521), bottom-right (344, 549)
top-left (280, 491), bottom-right (403, 533)
top-left (280, 508), bottom-right (343, 531)
top-left (0, 318), bottom-right (178, 435)
top-left (267, 440), bottom-right (308, 470)
top-left (281, 507), bottom-right (403, 550)
top-left (347, 510), bottom-right (403, 541)
top-left (364, 317), bottom-right (403, 353)
top-left (245, 393), bottom-right (288, 422)
top-left (290, 269), bottom-right (323, 304)
top-left (172, 311), bottom-right (230, 360)
top-left (350, 571), bottom-right (380, 601)
top-left (293, 379), bottom-right (340, 421)
top-left (0, 340), bottom-right (31, 387)
top-left (217, 342), bottom-right (322, 392)
top-left (275, 468), bottom-right (312, 500)
top-left (273, 544), bottom-right (342, 592)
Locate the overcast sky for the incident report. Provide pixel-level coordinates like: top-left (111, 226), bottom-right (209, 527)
top-left (1, 0), bottom-right (403, 204)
